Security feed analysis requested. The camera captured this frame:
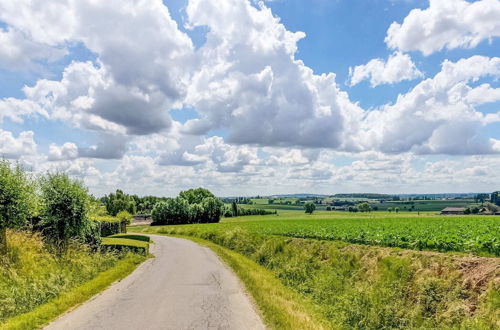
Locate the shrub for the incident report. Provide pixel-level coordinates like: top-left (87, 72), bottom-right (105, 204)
top-left (0, 160), bottom-right (37, 252)
top-left (304, 202), bottom-right (316, 214)
top-left (116, 211), bottom-right (133, 225)
top-left (151, 198), bottom-right (190, 225)
top-left (200, 197), bottom-right (224, 223)
top-left (179, 187), bottom-right (215, 204)
top-left (94, 217), bottom-right (123, 237)
top-left (39, 173), bottom-right (91, 248)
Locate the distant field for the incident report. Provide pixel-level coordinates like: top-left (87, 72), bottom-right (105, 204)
top-left (143, 211), bottom-right (500, 256)
top-left (245, 198), bottom-right (478, 212)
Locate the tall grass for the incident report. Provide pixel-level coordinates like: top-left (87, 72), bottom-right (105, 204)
top-left (0, 230), bottom-right (122, 322)
top-left (138, 226), bottom-right (500, 329)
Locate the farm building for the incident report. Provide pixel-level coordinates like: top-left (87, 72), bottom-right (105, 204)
top-left (440, 207), bottom-right (466, 215)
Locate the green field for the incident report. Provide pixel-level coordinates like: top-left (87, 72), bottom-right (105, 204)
top-left (135, 211), bottom-right (500, 329)
top-left (151, 211), bottom-right (500, 256)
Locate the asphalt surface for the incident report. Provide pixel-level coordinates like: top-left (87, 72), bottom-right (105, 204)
top-left (46, 235), bottom-right (265, 330)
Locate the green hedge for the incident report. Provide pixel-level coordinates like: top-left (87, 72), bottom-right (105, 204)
top-left (93, 216), bottom-right (127, 237)
top-left (108, 234), bottom-right (151, 242)
top-left (101, 237), bottom-right (149, 255)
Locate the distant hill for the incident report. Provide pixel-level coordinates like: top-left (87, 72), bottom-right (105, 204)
top-left (269, 193), bottom-right (329, 198)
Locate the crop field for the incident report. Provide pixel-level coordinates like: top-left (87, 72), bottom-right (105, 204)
top-left (144, 211), bottom-right (500, 256)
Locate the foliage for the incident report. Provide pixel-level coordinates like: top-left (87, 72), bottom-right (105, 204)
top-left (116, 211), bottom-right (133, 225)
top-left (151, 188), bottom-right (224, 225)
top-left (179, 187), bottom-right (215, 204)
top-left (357, 202), bottom-right (372, 212)
top-left (0, 160), bottom-right (37, 251)
top-left (94, 217), bottom-right (125, 237)
top-left (39, 173), bottom-right (91, 247)
top-left (199, 197), bottom-right (224, 223)
top-left (101, 237), bottom-right (149, 255)
top-left (491, 191), bottom-right (500, 206)
top-left (100, 190), bottom-right (136, 216)
top-left (224, 207), bottom-right (277, 217)
top-left (304, 202), bottom-right (316, 214)
top-left (151, 198), bottom-right (190, 225)
top-left (0, 230), bottom-right (124, 322)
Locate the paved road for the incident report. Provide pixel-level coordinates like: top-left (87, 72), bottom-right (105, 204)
top-left (46, 235), bottom-right (265, 330)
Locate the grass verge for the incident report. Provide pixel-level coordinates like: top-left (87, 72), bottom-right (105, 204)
top-left (167, 234), bottom-right (330, 330)
top-left (0, 254), bottom-right (146, 330)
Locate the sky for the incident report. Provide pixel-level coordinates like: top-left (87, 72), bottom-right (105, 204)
top-left (0, 0), bottom-right (499, 197)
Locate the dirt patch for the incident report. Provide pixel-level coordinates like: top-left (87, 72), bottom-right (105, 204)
top-left (458, 257), bottom-right (500, 292)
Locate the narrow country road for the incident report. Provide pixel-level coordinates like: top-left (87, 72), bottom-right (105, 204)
top-left (46, 235), bottom-right (265, 330)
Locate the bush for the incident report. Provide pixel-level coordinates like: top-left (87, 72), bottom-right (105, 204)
top-left (151, 189), bottom-right (224, 225)
top-left (0, 160), bottom-right (37, 252)
top-left (39, 173), bottom-right (91, 248)
top-left (304, 202), bottom-right (316, 214)
top-left (151, 198), bottom-right (190, 225)
top-left (95, 217), bottom-right (124, 237)
top-left (116, 211), bottom-right (133, 225)
top-left (101, 237), bottom-right (149, 255)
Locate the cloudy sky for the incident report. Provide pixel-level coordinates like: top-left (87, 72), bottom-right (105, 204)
top-left (0, 0), bottom-right (499, 196)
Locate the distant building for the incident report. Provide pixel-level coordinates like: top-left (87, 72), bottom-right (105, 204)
top-left (495, 212), bottom-right (500, 216)
top-left (440, 207), bottom-right (466, 215)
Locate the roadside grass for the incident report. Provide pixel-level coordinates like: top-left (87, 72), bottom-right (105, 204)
top-left (101, 237), bottom-right (150, 255)
top-left (137, 226), bottom-right (500, 329)
top-left (171, 235), bottom-right (331, 330)
top-left (1, 254), bottom-right (145, 330)
top-left (0, 230), bottom-right (147, 329)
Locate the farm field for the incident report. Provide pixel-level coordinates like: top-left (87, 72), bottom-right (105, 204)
top-left (142, 211), bottom-right (500, 256)
top-left (134, 211), bottom-right (500, 329)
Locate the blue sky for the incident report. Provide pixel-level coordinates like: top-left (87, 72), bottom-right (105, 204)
top-left (0, 0), bottom-right (499, 196)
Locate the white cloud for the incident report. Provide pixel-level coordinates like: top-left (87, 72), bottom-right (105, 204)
top-left (0, 98), bottom-right (48, 123)
top-left (0, 27), bottom-right (67, 70)
top-left (349, 52), bottom-right (423, 87)
top-left (386, 0), bottom-right (500, 55)
top-left (48, 142), bottom-right (78, 161)
top-left (0, 129), bottom-right (37, 159)
top-left (2, 0), bottom-right (194, 135)
top-left (183, 0), bottom-right (362, 149)
top-left (358, 56), bottom-right (500, 155)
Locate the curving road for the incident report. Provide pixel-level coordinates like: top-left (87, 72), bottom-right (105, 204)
top-left (46, 235), bottom-right (265, 330)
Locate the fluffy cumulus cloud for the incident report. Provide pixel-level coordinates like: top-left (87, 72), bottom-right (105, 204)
top-left (0, 0), bottom-right (499, 195)
top-left (358, 56), bottom-right (500, 154)
top-left (183, 0), bottom-right (362, 149)
top-left (0, 0), bottom-right (193, 136)
top-left (349, 52), bottom-right (423, 87)
top-left (0, 129), bottom-right (37, 159)
top-left (386, 0), bottom-right (500, 55)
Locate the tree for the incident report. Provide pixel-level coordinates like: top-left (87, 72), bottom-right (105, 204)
top-left (152, 197), bottom-right (190, 225)
top-left (491, 191), bottom-right (500, 206)
top-left (201, 197), bottom-right (224, 223)
top-left (231, 201), bottom-right (238, 217)
top-left (304, 202), bottom-right (316, 214)
top-left (116, 211), bottom-right (133, 225)
top-left (357, 202), bottom-right (372, 212)
top-left (101, 189), bottom-right (137, 216)
top-left (475, 193), bottom-right (489, 204)
top-left (179, 187), bottom-right (215, 204)
top-left (0, 160), bottom-right (37, 252)
top-left (39, 173), bottom-right (91, 248)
